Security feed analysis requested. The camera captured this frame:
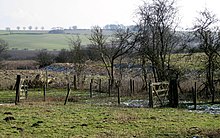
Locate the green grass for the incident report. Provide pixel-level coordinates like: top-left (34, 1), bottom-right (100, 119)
top-left (0, 89), bottom-right (68, 104)
top-left (0, 90), bottom-right (220, 137)
top-left (0, 102), bottom-right (220, 137)
top-left (0, 90), bottom-right (15, 103)
top-left (0, 32), bottom-right (90, 51)
top-left (170, 53), bottom-right (207, 71)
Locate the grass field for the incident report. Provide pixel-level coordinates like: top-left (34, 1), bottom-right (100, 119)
top-left (0, 30), bottom-right (91, 50)
top-left (0, 29), bottom-right (115, 51)
top-left (0, 100), bottom-right (220, 137)
top-left (0, 89), bottom-right (220, 137)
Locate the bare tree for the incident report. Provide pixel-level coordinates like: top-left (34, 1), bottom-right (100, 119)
top-left (136, 0), bottom-right (179, 82)
top-left (68, 35), bottom-right (86, 89)
top-left (90, 26), bottom-right (136, 87)
top-left (193, 8), bottom-right (220, 103)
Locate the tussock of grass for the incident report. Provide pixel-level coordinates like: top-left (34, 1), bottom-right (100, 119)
top-left (0, 102), bottom-right (220, 137)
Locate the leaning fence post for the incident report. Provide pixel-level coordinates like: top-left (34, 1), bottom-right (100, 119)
top-left (64, 83), bottom-right (71, 105)
top-left (15, 75), bottom-right (21, 105)
top-left (148, 81), bottom-right (153, 108)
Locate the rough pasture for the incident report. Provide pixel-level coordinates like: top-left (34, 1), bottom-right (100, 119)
top-left (0, 102), bottom-right (220, 137)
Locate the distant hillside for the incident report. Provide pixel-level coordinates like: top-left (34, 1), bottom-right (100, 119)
top-left (0, 29), bottom-right (197, 51)
top-left (0, 29), bottom-right (115, 51)
top-left (0, 30), bottom-right (92, 50)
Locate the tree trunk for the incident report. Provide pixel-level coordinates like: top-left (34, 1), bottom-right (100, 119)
top-left (142, 58), bottom-right (148, 88)
top-left (110, 60), bottom-right (114, 88)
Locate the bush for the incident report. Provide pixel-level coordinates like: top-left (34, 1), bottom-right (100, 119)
top-left (55, 49), bottom-right (71, 63)
top-left (35, 50), bottom-right (55, 68)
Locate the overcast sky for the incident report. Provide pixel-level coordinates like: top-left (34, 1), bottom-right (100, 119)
top-left (0, 0), bottom-right (219, 30)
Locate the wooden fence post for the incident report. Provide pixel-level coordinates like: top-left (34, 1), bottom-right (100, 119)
top-left (25, 76), bottom-right (28, 100)
top-left (64, 83), bottom-right (71, 105)
top-left (133, 80), bottom-right (135, 94)
top-left (15, 75), bottom-right (21, 105)
top-left (146, 81), bottom-right (148, 107)
top-left (43, 84), bottom-right (46, 102)
top-left (193, 82), bottom-right (197, 110)
top-left (108, 79), bottom-right (111, 97)
top-left (45, 70), bottom-right (48, 89)
top-left (117, 81), bottom-right (120, 105)
top-left (73, 75), bottom-right (77, 90)
top-left (99, 79), bottom-right (102, 93)
top-left (90, 79), bottom-right (93, 98)
top-left (173, 79), bottom-right (179, 108)
top-left (169, 79), bottom-right (179, 108)
top-left (130, 79), bottom-right (133, 96)
top-left (148, 81), bottom-right (153, 108)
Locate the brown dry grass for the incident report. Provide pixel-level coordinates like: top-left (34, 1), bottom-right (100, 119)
top-left (2, 60), bottom-right (38, 70)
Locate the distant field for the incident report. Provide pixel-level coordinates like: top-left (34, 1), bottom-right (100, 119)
top-left (0, 30), bottom-right (92, 50)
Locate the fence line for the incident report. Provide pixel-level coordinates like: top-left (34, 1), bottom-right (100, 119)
top-left (1, 71), bottom-right (220, 107)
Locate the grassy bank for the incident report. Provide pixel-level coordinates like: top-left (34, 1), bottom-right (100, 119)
top-left (0, 102), bottom-right (220, 137)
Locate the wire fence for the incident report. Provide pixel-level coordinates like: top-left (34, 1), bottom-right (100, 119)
top-left (1, 69), bottom-right (220, 108)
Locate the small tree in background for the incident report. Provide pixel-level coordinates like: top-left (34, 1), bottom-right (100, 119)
top-left (86, 44), bottom-right (100, 61)
top-left (136, 0), bottom-right (180, 82)
top-left (90, 26), bottom-right (136, 88)
top-left (55, 48), bottom-right (70, 63)
top-left (68, 35), bottom-right (86, 88)
top-left (35, 50), bottom-right (55, 68)
top-left (28, 26), bottom-right (32, 31)
top-left (16, 26), bottom-right (20, 31)
top-left (193, 8), bottom-right (220, 103)
top-left (0, 39), bottom-right (9, 68)
top-left (5, 27), bottom-right (11, 34)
